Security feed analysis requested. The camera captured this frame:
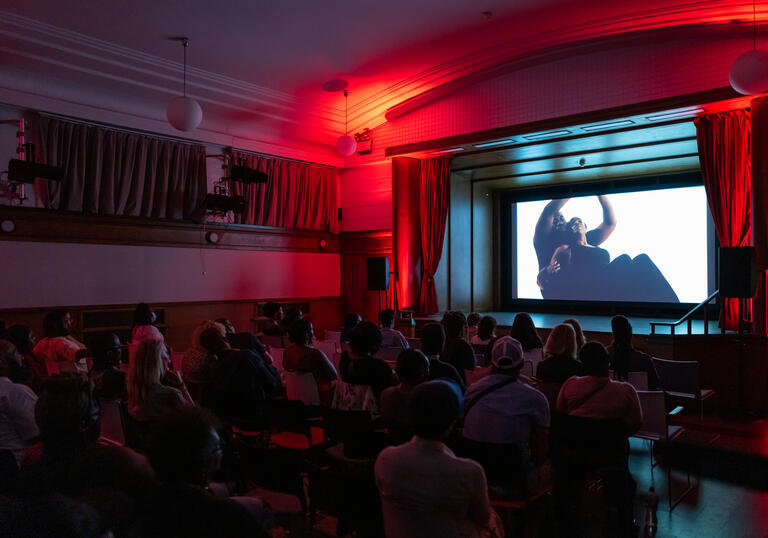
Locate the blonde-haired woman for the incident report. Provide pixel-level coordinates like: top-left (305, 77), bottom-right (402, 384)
top-left (536, 323), bottom-right (582, 384)
top-left (182, 320), bottom-right (226, 384)
top-left (128, 340), bottom-right (194, 423)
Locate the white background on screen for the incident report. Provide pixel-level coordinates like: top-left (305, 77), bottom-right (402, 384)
top-left (515, 186), bottom-right (708, 303)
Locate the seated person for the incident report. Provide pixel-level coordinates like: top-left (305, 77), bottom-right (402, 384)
top-left (420, 322), bottom-right (465, 391)
top-left (4, 324), bottom-right (45, 389)
top-left (280, 307), bottom-right (303, 334)
top-left (563, 318), bottom-right (586, 351)
top-left (440, 311), bottom-right (476, 386)
top-left (261, 302), bottom-right (285, 337)
top-left (127, 340), bottom-right (194, 423)
top-left (337, 322), bottom-right (396, 405)
top-left (340, 312), bottom-right (362, 344)
top-left (200, 328), bottom-right (282, 420)
top-left (378, 309), bottom-right (409, 349)
top-left (556, 342), bottom-right (642, 434)
top-left (380, 349), bottom-right (429, 442)
top-left (183, 320), bottom-right (225, 384)
top-left (131, 302), bottom-right (164, 343)
top-left (0, 341), bottom-right (39, 465)
top-left (89, 332), bottom-right (126, 401)
top-left (537, 324), bottom-right (582, 384)
top-left (607, 315), bottom-right (659, 390)
top-left (510, 313), bottom-right (545, 371)
top-left (466, 312), bottom-right (481, 341)
top-left (20, 372), bottom-right (155, 533)
top-left (142, 407), bottom-right (270, 538)
top-left (463, 337), bottom-right (550, 490)
top-left (375, 380), bottom-right (496, 538)
top-left (283, 319), bottom-right (338, 405)
top-left (215, 317), bottom-right (268, 354)
top-left (33, 309), bottom-right (90, 374)
top-left (470, 315), bottom-right (497, 346)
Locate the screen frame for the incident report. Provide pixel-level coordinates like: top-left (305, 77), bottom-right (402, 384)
top-left (498, 171), bottom-right (718, 316)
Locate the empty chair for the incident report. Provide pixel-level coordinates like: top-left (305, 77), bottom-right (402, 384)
top-left (284, 370), bottom-right (321, 406)
top-left (627, 371), bottom-right (648, 391)
top-left (651, 357), bottom-right (715, 418)
top-left (634, 391), bottom-right (691, 510)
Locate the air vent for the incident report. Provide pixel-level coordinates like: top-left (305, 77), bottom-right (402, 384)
top-left (581, 119), bottom-right (635, 132)
top-left (646, 108), bottom-right (704, 122)
top-left (473, 138), bottom-right (515, 148)
top-left (522, 130), bottom-right (571, 141)
top-left (430, 147), bottom-right (464, 154)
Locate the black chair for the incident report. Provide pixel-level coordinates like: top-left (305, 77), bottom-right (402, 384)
top-left (321, 408), bottom-right (383, 460)
top-left (549, 412), bottom-right (635, 537)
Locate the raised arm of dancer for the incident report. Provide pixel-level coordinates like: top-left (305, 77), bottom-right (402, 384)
top-left (534, 198), bottom-right (570, 244)
top-left (586, 195), bottom-right (616, 246)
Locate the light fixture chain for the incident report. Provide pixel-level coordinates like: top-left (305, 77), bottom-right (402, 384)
top-left (183, 39), bottom-right (188, 97)
top-left (755, 0), bottom-right (757, 50)
top-left (344, 89), bottom-right (349, 135)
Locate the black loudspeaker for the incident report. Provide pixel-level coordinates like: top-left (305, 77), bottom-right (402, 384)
top-left (230, 165), bottom-right (268, 183)
top-left (367, 256), bottom-right (390, 291)
top-left (719, 246), bottom-right (758, 298)
top-left (8, 159), bottom-right (65, 183)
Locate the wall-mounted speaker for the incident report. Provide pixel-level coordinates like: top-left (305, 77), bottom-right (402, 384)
top-left (230, 165), bottom-right (268, 183)
top-left (367, 256), bottom-right (390, 291)
top-left (8, 159), bottom-right (65, 183)
top-left (719, 246), bottom-right (758, 298)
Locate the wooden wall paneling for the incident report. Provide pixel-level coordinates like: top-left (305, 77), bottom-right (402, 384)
top-left (340, 230), bottom-right (393, 323)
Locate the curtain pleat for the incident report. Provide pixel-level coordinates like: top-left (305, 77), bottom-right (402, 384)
top-left (35, 116), bottom-right (206, 221)
top-left (694, 110), bottom-right (752, 331)
top-left (418, 156), bottom-right (452, 314)
top-left (229, 150), bottom-right (339, 233)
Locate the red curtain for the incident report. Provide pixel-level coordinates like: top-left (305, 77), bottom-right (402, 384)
top-left (419, 156), bottom-right (452, 314)
top-left (229, 150), bottom-right (339, 233)
top-left (695, 110), bottom-right (752, 330)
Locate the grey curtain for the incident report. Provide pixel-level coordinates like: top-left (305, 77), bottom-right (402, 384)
top-left (34, 115), bottom-right (207, 220)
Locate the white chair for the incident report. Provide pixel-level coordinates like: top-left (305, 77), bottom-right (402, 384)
top-left (324, 330), bottom-right (342, 345)
top-left (376, 347), bottom-right (403, 367)
top-left (98, 399), bottom-right (126, 446)
top-left (314, 340), bottom-right (338, 359)
top-left (634, 390), bottom-right (692, 510)
top-left (627, 371), bottom-right (649, 391)
top-left (284, 371), bottom-right (321, 406)
top-left (269, 347), bottom-right (284, 372)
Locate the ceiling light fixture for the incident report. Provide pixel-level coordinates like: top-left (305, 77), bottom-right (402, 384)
top-left (336, 89), bottom-right (357, 157)
top-left (166, 38), bottom-right (203, 131)
top-left (730, 0), bottom-right (768, 95)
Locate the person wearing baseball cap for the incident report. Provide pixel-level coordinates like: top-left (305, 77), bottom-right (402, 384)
top-left (463, 336), bottom-right (550, 489)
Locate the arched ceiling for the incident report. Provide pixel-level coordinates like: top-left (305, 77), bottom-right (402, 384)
top-left (0, 1), bottom-right (762, 149)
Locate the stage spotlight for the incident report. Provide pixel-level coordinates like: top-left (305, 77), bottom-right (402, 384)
top-left (8, 159), bottom-right (65, 183)
top-left (230, 165), bottom-right (268, 184)
top-left (204, 193), bottom-right (246, 214)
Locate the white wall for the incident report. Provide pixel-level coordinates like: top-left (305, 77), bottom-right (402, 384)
top-left (0, 241), bottom-right (340, 308)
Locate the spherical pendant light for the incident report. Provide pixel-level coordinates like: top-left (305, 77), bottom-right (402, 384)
top-left (336, 89), bottom-right (356, 157)
top-left (166, 38), bottom-right (203, 131)
top-left (730, 49), bottom-right (768, 95)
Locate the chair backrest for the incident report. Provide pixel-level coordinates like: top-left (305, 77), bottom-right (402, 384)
top-left (375, 347), bottom-right (402, 366)
top-left (323, 330), bottom-right (342, 345)
top-left (549, 412), bottom-right (628, 471)
top-left (538, 381), bottom-right (563, 409)
top-left (627, 371), bottom-right (649, 391)
top-left (406, 338), bottom-right (421, 350)
top-left (651, 357), bottom-right (700, 396)
top-left (98, 398), bottom-right (126, 446)
top-left (454, 437), bottom-right (526, 493)
top-left (332, 378), bottom-right (378, 414)
top-left (169, 351), bottom-right (184, 374)
top-left (471, 344), bottom-right (488, 365)
top-left (521, 360), bottom-right (535, 378)
top-left (314, 340), bottom-right (338, 358)
top-left (635, 391), bottom-right (667, 440)
top-left (284, 371), bottom-right (321, 406)
top-left (269, 347), bottom-right (284, 372)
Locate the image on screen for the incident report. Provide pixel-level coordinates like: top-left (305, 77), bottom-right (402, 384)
top-left (514, 186), bottom-right (709, 303)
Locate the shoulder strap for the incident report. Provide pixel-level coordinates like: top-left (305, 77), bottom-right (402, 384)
top-left (564, 378), bottom-right (610, 414)
top-left (465, 377), bottom-right (517, 416)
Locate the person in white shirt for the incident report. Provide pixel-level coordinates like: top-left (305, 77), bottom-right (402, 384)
top-left (131, 302), bottom-right (164, 343)
top-left (375, 380), bottom-right (497, 538)
top-left (33, 309), bottom-right (90, 375)
top-left (0, 340), bottom-right (39, 464)
top-left (378, 309), bottom-right (409, 349)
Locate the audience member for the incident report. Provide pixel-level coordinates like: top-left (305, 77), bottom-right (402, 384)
top-left (200, 327), bottom-right (282, 420)
top-left (215, 317), bottom-right (268, 355)
top-left (4, 324), bottom-right (45, 388)
top-left (563, 318), bottom-right (586, 350)
top-left (470, 315), bottom-right (497, 346)
top-left (20, 373), bottom-right (155, 531)
top-left (537, 324), bottom-right (582, 383)
top-left (463, 337), bottom-right (550, 490)
top-left (34, 309), bottom-right (90, 375)
top-left (89, 332), bottom-right (126, 401)
top-left (0, 340), bottom-right (38, 464)
top-left (380, 349), bottom-right (429, 441)
top-left (281, 306), bottom-right (303, 334)
top-left (127, 340), bottom-right (193, 423)
top-left (466, 312), bottom-right (481, 341)
top-left (608, 315), bottom-right (659, 390)
top-left (340, 312), bottom-right (362, 343)
top-left (379, 309), bottom-right (409, 349)
top-left (261, 302), bottom-right (284, 337)
top-left (419, 322), bottom-right (465, 391)
top-left (440, 311), bottom-right (476, 385)
top-left (142, 407), bottom-right (270, 537)
top-left (510, 313), bottom-right (545, 370)
top-left (375, 380), bottom-right (495, 538)
top-left (557, 342), bottom-right (643, 433)
top-left (2, 493), bottom-right (111, 538)
top-left (131, 302), bottom-right (164, 343)
top-left (283, 319), bottom-right (338, 405)
top-left (183, 320), bottom-right (224, 384)
top-left (337, 321), bottom-right (395, 401)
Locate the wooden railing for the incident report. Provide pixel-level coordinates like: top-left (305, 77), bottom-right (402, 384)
top-left (649, 290), bottom-right (722, 335)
